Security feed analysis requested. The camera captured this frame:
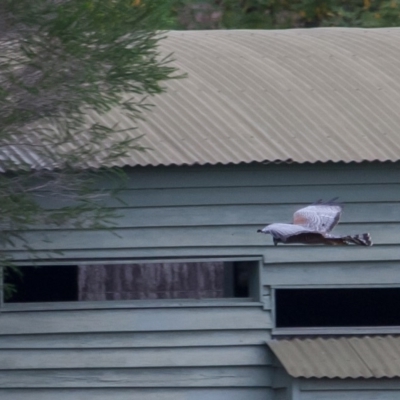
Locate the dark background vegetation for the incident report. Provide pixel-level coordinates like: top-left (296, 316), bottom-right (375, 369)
top-left (164, 0), bottom-right (400, 30)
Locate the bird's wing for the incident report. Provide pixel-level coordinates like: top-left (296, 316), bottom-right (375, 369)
top-left (266, 223), bottom-right (315, 236)
top-left (293, 199), bottom-right (342, 233)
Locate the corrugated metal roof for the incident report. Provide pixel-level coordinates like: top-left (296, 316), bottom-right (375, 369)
top-left (4, 28), bottom-right (400, 169)
top-left (268, 336), bottom-right (400, 379)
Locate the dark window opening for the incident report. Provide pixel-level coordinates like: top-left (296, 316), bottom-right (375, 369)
top-left (276, 288), bottom-right (400, 328)
top-left (5, 266), bottom-right (78, 303)
top-left (4, 261), bottom-right (258, 303)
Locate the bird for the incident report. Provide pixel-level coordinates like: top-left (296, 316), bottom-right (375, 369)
top-left (257, 198), bottom-right (372, 246)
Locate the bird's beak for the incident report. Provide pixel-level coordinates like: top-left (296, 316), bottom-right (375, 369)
top-left (257, 229), bottom-right (262, 233)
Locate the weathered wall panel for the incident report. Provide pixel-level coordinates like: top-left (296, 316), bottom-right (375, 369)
top-left (298, 378), bottom-right (400, 400)
top-left (78, 262), bottom-right (225, 300)
top-left (2, 162), bottom-right (400, 399)
top-left (0, 388), bottom-right (274, 400)
top-left (0, 366), bottom-right (272, 388)
top-left (301, 392), bottom-right (400, 400)
top-left (263, 261), bottom-right (400, 286)
top-left (0, 329), bottom-right (268, 349)
top-left (0, 306), bottom-right (271, 334)
top-left (8, 163), bottom-right (400, 267)
top-left (0, 304), bottom-right (271, 398)
top-left (0, 346), bottom-right (271, 369)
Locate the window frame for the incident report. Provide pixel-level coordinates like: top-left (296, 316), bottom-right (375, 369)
top-left (0, 257), bottom-right (263, 312)
top-left (271, 284), bottom-right (400, 336)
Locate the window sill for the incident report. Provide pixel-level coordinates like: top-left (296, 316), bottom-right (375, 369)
top-left (1, 298), bottom-right (263, 312)
top-left (272, 326), bottom-right (400, 336)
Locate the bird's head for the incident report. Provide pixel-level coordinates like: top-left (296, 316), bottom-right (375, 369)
top-left (257, 224), bottom-right (270, 234)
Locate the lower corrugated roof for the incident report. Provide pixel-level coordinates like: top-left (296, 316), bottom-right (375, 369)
top-left (268, 336), bottom-right (400, 379)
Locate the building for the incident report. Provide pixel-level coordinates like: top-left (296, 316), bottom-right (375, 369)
top-left (1, 28), bottom-right (400, 400)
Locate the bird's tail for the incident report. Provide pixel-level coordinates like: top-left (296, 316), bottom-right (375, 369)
top-left (345, 233), bottom-right (373, 246)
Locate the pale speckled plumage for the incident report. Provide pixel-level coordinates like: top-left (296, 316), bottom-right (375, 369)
top-left (293, 203), bottom-right (342, 233)
top-left (258, 199), bottom-right (372, 246)
top-left (260, 223), bottom-right (313, 237)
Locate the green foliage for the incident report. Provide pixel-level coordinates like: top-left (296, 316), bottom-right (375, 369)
top-left (168, 0), bottom-right (400, 29)
top-left (1, 261), bottom-right (22, 301)
top-left (2, 0), bottom-right (177, 137)
top-left (0, 0), bottom-right (181, 299)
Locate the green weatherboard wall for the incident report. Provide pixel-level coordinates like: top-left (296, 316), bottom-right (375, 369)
top-left (1, 161), bottom-right (400, 400)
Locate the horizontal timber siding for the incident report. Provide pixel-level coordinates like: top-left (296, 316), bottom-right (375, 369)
top-left (8, 163), bottom-right (400, 266)
top-left (0, 388), bottom-right (274, 400)
top-left (0, 303), bottom-right (271, 398)
top-left (0, 305), bottom-right (271, 335)
top-left (301, 391), bottom-right (400, 400)
top-left (3, 162), bottom-right (400, 399)
top-left (299, 379), bottom-right (400, 400)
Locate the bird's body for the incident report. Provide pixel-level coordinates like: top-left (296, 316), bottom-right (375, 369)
top-left (257, 199), bottom-right (372, 246)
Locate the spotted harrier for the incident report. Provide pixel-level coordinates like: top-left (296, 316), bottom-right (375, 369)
top-left (257, 199), bottom-right (372, 246)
